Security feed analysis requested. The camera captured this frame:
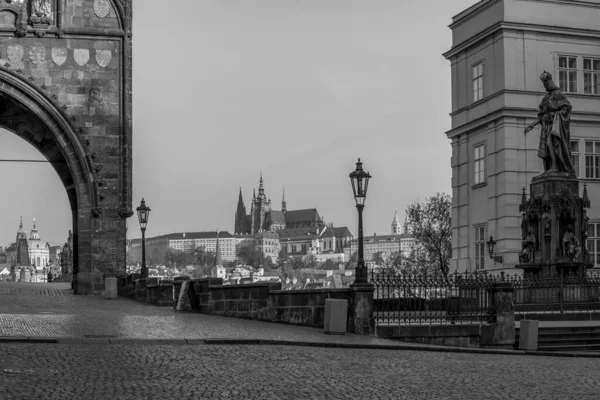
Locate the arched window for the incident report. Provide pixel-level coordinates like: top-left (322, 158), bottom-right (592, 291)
top-left (37, 257), bottom-right (40, 267)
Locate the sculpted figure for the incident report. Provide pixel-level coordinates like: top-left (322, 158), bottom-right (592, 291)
top-left (524, 71), bottom-right (575, 174)
top-left (30, 0), bottom-right (53, 24)
top-left (519, 228), bottom-right (537, 264)
top-left (562, 225), bottom-right (582, 262)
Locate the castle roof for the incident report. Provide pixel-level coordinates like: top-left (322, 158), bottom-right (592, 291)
top-left (265, 210), bottom-right (286, 226)
top-left (321, 227), bottom-right (352, 238)
top-left (284, 209), bottom-right (321, 224)
top-left (278, 226), bottom-right (323, 240)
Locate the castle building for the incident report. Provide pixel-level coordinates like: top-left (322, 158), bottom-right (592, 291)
top-left (444, 0), bottom-right (600, 272)
top-left (234, 175), bottom-right (325, 234)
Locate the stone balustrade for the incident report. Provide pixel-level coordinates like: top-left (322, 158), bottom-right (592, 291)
top-left (120, 275), bottom-right (374, 335)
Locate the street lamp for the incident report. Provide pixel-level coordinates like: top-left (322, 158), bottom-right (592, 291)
top-left (349, 158), bottom-right (372, 286)
top-left (136, 198), bottom-right (151, 279)
top-left (486, 235), bottom-right (503, 264)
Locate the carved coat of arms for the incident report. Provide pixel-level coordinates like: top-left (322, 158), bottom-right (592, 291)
top-left (29, 46), bottom-right (46, 64)
top-left (7, 45), bottom-right (24, 64)
top-left (73, 49), bottom-right (89, 66)
top-left (95, 49), bottom-right (112, 68)
top-left (93, 0), bottom-right (111, 19)
top-left (51, 48), bottom-right (67, 65)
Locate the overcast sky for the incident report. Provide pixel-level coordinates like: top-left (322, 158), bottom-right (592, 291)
top-left (0, 0), bottom-right (479, 246)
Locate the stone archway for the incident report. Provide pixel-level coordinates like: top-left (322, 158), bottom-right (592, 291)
top-left (0, 0), bottom-right (133, 294)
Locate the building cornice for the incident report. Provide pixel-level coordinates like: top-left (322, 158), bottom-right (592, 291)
top-left (444, 22), bottom-right (600, 60)
top-left (449, 0), bottom-right (498, 30)
top-left (445, 104), bottom-right (600, 139)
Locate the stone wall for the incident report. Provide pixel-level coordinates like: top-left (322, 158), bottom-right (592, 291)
top-left (133, 276), bottom-right (374, 334)
top-left (0, 0), bottom-right (133, 294)
top-left (376, 324), bottom-right (481, 348)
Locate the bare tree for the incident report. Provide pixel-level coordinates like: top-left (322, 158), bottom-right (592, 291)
top-left (405, 192), bottom-right (452, 276)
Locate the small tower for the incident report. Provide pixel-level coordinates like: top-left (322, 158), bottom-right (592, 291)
top-left (234, 187), bottom-right (249, 234)
top-left (391, 211), bottom-right (402, 235)
top-left (282, 186), bottom-right (287, 213)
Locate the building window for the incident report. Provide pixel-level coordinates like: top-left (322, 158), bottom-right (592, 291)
top-left (472, 62), bottom-right (483, 102)
top-left (585, 141), bottom-right (600, 179)
top-left (583, 58), bottom-right (600, 95)
top-left (474, 144), bottom-right (485, 185)
top-left (558, 56), bottom-right (577, 93)
top-left (587, 223), bottom-right (600, 266)
top-left (570, 140), bottom-right (580, 178)
top-left (474, 226), bottom-right (485, 271)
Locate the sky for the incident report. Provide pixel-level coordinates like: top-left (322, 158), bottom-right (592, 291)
top-left (0, 0), bottom-right (480, 246)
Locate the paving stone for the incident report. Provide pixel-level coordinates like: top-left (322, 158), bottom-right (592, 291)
top-left (0, 344), bottom-right (598, 400)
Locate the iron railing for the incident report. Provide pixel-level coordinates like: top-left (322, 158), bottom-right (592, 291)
top-left (510, 271), bottom-right (600, 314)
top-left (370, 269), bottom-right (600, 325)
top-left (369, 269), bottom-right (497, 325)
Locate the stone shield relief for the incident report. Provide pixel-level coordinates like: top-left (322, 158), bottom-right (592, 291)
top-left (74, 49), bottom-right (90, 67)
top-left (7, 45), bottom-right (24, 64)
top-left (93, 0), bottom-right (111, 19)
top-left (51, 48), bottom-right (67, 66)
top-left (95, 49), bottom-right (112, 68)
top-left (29, 46), bottom-right (46, 64)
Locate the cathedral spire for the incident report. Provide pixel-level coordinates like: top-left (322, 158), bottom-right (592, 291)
top-left (282, 186), bottom-right (287, 213)
top-left (258, 172), bottom-right (266, 199)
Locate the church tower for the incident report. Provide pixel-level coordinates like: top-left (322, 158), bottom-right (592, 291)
top-left (282, 186), bottom-right (287, 213)
top-left (15, 217), bottom-right (29, 266)
top-left (251, 173), bottom-right (271, 233)
top-left (234, 188), bottom-right (250, 234)
top-left (391, 211), bottom-right (402, 235)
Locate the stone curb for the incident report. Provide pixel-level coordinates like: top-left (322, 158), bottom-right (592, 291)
top-left (0, 336), bottom-right (598, 358)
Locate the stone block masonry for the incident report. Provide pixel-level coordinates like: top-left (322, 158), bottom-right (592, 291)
top-left (133, 277), bottom-right (375, 335)
top-left (0, 1), bottom-right (133, 294)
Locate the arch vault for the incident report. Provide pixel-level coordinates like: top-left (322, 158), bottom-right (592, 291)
top-left (0, 0), bottom-right (133, 294)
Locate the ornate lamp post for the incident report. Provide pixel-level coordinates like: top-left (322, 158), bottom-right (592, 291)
top-left (486, 235), bottom-right (503, 264)
top-left (349, 158), bottom-right (372, 286)
top-left (136, 198), bottom-right (151, 279)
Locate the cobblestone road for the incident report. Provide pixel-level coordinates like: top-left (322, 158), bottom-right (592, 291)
top-left (1, 343), bottom-right (599, 400)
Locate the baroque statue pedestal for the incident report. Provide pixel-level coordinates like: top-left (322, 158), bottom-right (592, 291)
top-left (516, 171), bottom-right (592, 277)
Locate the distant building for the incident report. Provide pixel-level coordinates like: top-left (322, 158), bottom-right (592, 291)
top-left (444, 0), bottom-right (600, 272)
top-left (6, 218), bottom-right (50, 269)
top-left (234, 175), bottom-right (326, 234)
top-left (128, 231), bottom-right (237, 265)
top-left (348, 212), bottom-right (414, 263)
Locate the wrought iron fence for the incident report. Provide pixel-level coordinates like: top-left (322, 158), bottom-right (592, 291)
top-left (510, 271), bottom-right (600, 314)
top-left (370, 269), bottom-right (600, 325)
top-left (369, 269), bottom-right (497, 325)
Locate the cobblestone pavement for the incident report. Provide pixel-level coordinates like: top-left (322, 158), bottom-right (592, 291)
top-left (1, 343), bottom-right (599, 400)
top-left (0, 282), bottom-right (408, 346)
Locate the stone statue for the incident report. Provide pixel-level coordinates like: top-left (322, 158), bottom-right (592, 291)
top-left (524, 71), bottom-right (575, 175)
top-left (30, 0), bottom-right (52, 24)
top-left (562, 225), bottom-right (582, 262)
top-left (519, 228), bottom-right (537, 264)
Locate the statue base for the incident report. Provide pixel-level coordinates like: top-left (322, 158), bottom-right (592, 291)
top-left (517, 171), bottom-right (593, 277)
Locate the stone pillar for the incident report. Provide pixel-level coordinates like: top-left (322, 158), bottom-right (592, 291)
top-left (348, 286), bottom-right (375, 335)
top-left (105, 277), bottom-right (117, 299)
top-left (480, 282), bottom-right (515, 349)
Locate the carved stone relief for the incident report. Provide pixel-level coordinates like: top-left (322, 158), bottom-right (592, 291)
top-left (93, 0), bottom-right (111, 19)
top-left (51, 47), bottom-right (66, 65)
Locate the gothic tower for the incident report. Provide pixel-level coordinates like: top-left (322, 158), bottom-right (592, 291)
top-left (282, 186), bottom-right (287, 213)
top-left (15, 217), bottom-right (29, 266)
top-left (234, 188), bottom-right (250, 234)
top-left (251, 173), bottom-right (271, 233)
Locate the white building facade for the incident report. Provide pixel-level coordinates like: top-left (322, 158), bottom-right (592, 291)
top-left (444, 0), bottom-right (600, 272)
